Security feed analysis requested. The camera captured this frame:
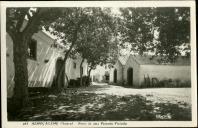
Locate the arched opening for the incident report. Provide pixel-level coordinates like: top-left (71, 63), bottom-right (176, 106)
top-left (113, 69), bottom-right (117, 83)
top-left (54, 57), bottom-right (66, 88)
top-left (127, 67), bottom-right (133, 86)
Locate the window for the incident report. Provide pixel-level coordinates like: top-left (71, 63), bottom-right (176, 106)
top-left (73, 62), bottom-right (77, 69)
top-left (28, 39), bottom-right (37, 60)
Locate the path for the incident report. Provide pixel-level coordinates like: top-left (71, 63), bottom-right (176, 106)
top-left (10, 83), bottom-right (191, 121)
top-left (82, 82), bottom-right (191, 105)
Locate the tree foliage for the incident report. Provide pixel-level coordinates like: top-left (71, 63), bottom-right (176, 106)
top-left (45, 8), bottom-right (118, 85)
top-left (119, 7), bottom-right (190, 62)
top-left (7, 8), bottom-right (61, 40)
top-left (154, 7), bottom-right (190, 62)
top-left (74, 8), bottom-right (117, 70)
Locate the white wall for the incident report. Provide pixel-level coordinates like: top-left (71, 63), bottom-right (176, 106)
top-left (139, 65), bottom-right (191, 85)
top-left (6, 33), bottom-right (15, 98)
top-left (6, 31), bottom-right (62, 98)
top-left (27, 32), bottom-right (62, 88)
top-left (123, 55), bottom-right (140, 86)
top-left (109, 61), bottom-right (123, 84)
top-left (7, 30), bottom-right (90, 98)
top-left (65, 56), bottom-right (88, 80)
top-left (91, 65), bottom-right (110, 82)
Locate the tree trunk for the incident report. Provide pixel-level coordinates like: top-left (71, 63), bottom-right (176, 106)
top-left (53, 42), bottom-right (75, 92)
top-left (53, 58), bottom-right (66, 92)
top-left (88, 68), bottom-right (92, 79)
top-left (12, 33), bottom-right (29, 111)
top-left (80, 58), bottom-right (85, 86)
top-left (53, 27), bottom-right (78, 92)
top-left (65, 73), bottom-right (69, 87)
top-left (88, 68), bottom-right (93, 86)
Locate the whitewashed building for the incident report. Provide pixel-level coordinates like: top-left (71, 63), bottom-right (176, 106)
top-left (109, 54), bottom-right (191, 87)
top-left (6, 30), bottom-right (88, 98)
top-left (109, 55), bottom-right (129, 84)
top-left (6, 31), bottom-right (61, 97)
top-left (65, 56), bottom-right (88, 80)
top-left (91, 65), bottom-right (110, 83)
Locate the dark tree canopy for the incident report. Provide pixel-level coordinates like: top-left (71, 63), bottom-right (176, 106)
top-left (7, 8), bottom-right (62, 40)
top-left (119, 7), bottom-right (190, 62)
top-left (43, 7), bottom-right (118, 87)
top-left (154, 7), bottom-right (190, 62)
top-left (76, 8), bottom-right (117, 69)
top-left (45, 7), bottom-right (118, 67)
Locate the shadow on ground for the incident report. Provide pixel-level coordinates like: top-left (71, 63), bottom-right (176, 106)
top-left (8, 87), bottom-right (191, 121)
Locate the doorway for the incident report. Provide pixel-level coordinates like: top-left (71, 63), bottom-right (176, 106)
top-left (113, 69), bottom-right (117, 83)
top-left (127, 67), bottom-right (133, 86)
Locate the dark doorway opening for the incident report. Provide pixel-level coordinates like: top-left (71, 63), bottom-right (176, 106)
top-left (127, 67), bottom-right (133, 86)
top-left (28, 39), bottom-right (37, 60)
top-left (113, 69), bottom-right (117, 83)
top-left (105, 71), bottom-right (110, 82)
top-left (54, 57), bottom-right (65, 88)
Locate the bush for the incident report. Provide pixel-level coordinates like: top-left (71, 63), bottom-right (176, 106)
top-left (185, 80), bottom-right (191, 87)
top-left (68, 76), bottom-right (91, 88)
top-left (82, 76), bottom-right (91, 86)
top-left (68, 79), bottom-right (76, 88)
top-left (140, 77), bottom-right (191, 88)
top-left (180, 80), bottom-right (191, 88)
top-left (68, 79), bottom-right (80, 88)
top-left (175, 79), bottom-right (181, 87)
top-left (156, 79), bottom-right (191, 88)
top-left (108, 82), bottom-right (114, 85)
top-left (151, 78), bottom-right (159, 87)
top-left (76, 78), bottom-right (80, 86)
top-left (28, 87), bottom-right (51, 95)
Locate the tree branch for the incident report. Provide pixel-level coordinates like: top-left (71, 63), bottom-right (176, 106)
top-left (16, 8), bottom-right (29, 32)
top-left (22, 8), bottom-right (43, 35)
top-left (6, 27), bottom-right (16, 40)
top-left (63, 42), bottom-right (75, 62)
top-left (63, 23), bottom-right (80, 61)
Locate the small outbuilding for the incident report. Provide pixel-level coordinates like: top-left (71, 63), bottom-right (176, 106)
top-left (109, 55), bottom-right (129, 85)
top-left (109, 54), bottom-right (191, 87)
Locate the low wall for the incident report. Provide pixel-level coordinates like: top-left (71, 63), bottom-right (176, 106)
top-left (139, 65), bottom-right (191, 87)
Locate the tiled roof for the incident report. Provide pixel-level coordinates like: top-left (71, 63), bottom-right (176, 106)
top-left (118, 55), bottom-right (130, 65)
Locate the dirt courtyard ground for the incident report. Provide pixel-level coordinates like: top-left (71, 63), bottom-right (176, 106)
top-left (89, 82), bottom-right (191, 105)
top-left (9, 83), bottom-right (191, 121)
